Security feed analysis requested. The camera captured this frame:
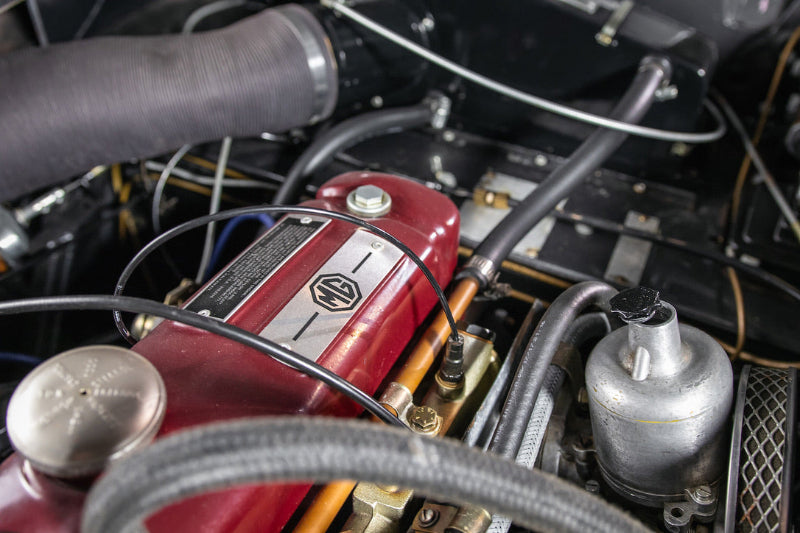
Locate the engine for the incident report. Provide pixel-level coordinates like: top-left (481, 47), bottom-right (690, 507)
top-left (0, 1), bottom-right (797, 532)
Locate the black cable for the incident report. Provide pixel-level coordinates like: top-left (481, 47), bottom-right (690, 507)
top-left (548, 209), bottom-right (800, 304)
top-left (113, 205), bottom-right (459, 344)
top-left (0, 295), bottom-right (403, 427)
top-left (272, 103), bottom-right (435, 205)
top-left (467, 56), bottom-right (669, 283)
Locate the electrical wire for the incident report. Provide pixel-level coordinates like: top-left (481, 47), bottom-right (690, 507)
top-left (113, 205), bottom-right (459, 344)
top-left (205, 213), bottom-right (274, 280)
top-left (545, 208), bottom-right (800, 304)
top-left (0, 352), bottom-right (43, 366)
top-left (146, 174), bottom-right (249, 205)
top-left (144, 161), bottom-right (274, 190)
top-left (74, 0), bottom-right (106, 39)
top-left (195, 136), bottom-right (232, 284)
top-left (727, 267), bottom-right (746, 361)
top-left (730, 26), bottom-right (800, 229)
top-left (181, 153), bottom-right (286, 184)
top-left (0, 295), bottom-right (403, 426)
top-left (26, 0), bottom-right (49, 46)
top-left (182, 0), bottom-right (249, 34)
top-left (319, 0), bottom-right (727, 144)
top-left (182, 154), bottom-right (250, 179)
top-left (0, 0), bottom-right (25, 17)
top-left (152, 144), bottom-right (193, 235)
top-left (714, 91), bottom-right (800, 245)
top-left (464, 194), bottom-right (800, 304)
top-left (717, 339), bottom-right (800, 369)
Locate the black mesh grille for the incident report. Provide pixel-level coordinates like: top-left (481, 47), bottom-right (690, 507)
top-left (737, 368), bottom-right (790, 532)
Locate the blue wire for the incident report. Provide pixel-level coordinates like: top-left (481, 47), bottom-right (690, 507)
top-left (204, 214), bottom-right (274, 281)
top-left (0, 352), bottom-right (43, 367)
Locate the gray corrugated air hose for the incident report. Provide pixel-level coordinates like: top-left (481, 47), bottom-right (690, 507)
top-left (0, 4), bottom-right (337, 202)
top-left (80, 417), bottom-right (649, 533)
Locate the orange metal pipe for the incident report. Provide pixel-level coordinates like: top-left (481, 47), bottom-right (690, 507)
top-left (292, 278), bottom-right (480, 533)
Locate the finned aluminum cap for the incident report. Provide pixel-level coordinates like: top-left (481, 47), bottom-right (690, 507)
top-left (6, 345), bottom-right (166, 478)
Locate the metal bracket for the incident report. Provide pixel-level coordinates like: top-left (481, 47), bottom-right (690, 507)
top-left (595, 0), bottom-right (634, 47)
top-left (663, 485), bottom-right (718, 533)
top-left (603, 211), bottom-right (660, 287)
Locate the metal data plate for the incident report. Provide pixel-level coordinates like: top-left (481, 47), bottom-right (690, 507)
top-left (184, 215), bottom-right (329, 320)
top-left (259, 229), bottom-right (404, 362)
top-left (460, 172), bottom-right (560, 258)
top-left (603, 211), bottom-right (660, 286)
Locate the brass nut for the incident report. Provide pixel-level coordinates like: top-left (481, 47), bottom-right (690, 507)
top-left (407, 405), bottom-right (441, 434)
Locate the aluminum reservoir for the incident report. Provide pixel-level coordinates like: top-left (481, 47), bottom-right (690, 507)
top-left (0, 172), bottom-right (459, 533)
top-left (585, 290), bottom-right (733, 506)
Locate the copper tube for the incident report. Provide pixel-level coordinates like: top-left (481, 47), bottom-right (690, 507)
top-left (458, 246), bottom-right (572, 290)
top-left (292, 278), bottom-right (480, 533)
top-left (394, 278), bottom-right (479, 392)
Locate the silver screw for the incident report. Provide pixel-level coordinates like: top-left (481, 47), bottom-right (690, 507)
top-left (633, 182), bottom-right (647, 194)
top-left (690, 485), bottom-right (714, 505)
top-left (442, 130), bottom-right (456, 142)
top-left (534, 154), bottom-right (548, 167)
top-left (418, 507), bottom-right (439, 527)
top-left (655, 84), bottom-right (679, 101)
top-left (371, 241), bottom-right (384, 250)
top-left (370, 95), bottom-right (384, 108)
top-left (300, 217), bottom-right (313, 225)
top-left (198, 309), bottom-right (211, 317)
top-left (420, 17), bottom-right (435, 32)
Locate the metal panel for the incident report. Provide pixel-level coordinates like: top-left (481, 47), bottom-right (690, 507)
top-left (259, 229), bottom-right (403, 361)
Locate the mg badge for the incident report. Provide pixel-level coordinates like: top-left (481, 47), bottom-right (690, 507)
top-left (310, 273), bottom-right (362, 312)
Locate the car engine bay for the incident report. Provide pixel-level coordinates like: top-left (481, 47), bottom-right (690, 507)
top-left (0, 0), bottom-right (798, 531)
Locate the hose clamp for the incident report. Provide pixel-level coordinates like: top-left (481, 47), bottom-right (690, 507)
top-left (457, 255), bottom-right (497, 288)
top-left (276, 5), bottom-right (338, 124)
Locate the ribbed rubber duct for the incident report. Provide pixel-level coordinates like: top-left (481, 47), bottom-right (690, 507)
top-left (80, 417), bottom-right (649, 533)
top-left (0, 4), bottom-right (337, 202)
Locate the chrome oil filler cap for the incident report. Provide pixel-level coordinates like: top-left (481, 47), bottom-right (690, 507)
top-left (6, 345), bottom-right (166, 478)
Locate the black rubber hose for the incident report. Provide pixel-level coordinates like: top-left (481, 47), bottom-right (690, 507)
top-left (272, 102), bottom-right (435, 204)
top-left (467, 56), bottom-right (670, 281)
top-left (488, 281), bottom-right (617, 460)
top-left (563, 311), bottom-right (612, 347)
top-left (80, 417), bottom-right (649, 533)
top-left (0, 295), bottom-right (403, 426)
top-left (0, 4), bottom-right (337, 203)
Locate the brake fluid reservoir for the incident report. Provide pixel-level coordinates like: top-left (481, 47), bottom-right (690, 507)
top-left (585, 288), bottom-right (733, 505)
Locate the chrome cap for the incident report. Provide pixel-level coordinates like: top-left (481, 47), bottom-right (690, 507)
top-left (6, 345), bottom-right (166, 478)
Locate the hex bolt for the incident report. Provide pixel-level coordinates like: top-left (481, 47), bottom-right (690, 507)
top-left (354, 185), bottom-right (384, 208)
top-left (407, 405), bottom-right (441, 435)
top-left (346, 185), bottom-right (392, 217)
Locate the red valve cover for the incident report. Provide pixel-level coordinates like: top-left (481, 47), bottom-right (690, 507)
top-left (0, 172), bottom-right (460, 532)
